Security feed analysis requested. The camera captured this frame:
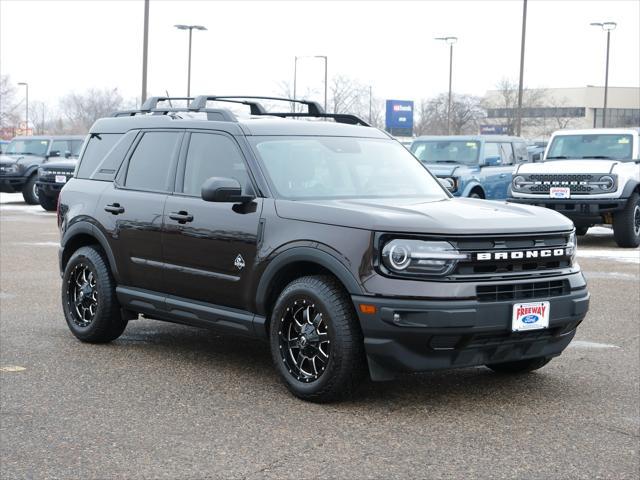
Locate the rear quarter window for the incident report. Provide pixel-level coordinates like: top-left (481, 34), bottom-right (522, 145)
top-left (75, 134), bottom-right (124, 179)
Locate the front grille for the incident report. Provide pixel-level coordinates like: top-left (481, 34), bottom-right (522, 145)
top-left (449, 232), bottom-right (573, 279)
top-left (517, 173), bottom-right (615, 195)
top-left (476, 280), bottom-right (570, 302)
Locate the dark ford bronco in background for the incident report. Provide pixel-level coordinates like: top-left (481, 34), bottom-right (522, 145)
top-left (37, 156), bottom-right (83, 211)
top-left (57, 96), bottom-right (590, 402)
top-left (0, 135), bottom-right (84, 204)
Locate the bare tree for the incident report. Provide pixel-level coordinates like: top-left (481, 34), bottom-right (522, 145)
top-left (59, 88), bottom-right (124, 133)
top-left (414, 93), bottom-right (484, 136)
top-left (484, 78), bottom-right (547, 133)
top-left (0, 75), bottom-right (22, 129)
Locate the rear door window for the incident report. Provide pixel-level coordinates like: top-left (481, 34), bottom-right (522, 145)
top-left (514, 142), bottom-right (528, 163)
top-left (499, 143), bottom-right (515, 165)
top-left (76, 134), bottom-right (123, 179)
top-left (124, 131), bottom-right (182, 192)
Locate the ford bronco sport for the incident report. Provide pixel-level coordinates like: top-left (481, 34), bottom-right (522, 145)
top-left (58, 96), bottom-right (590, 402)
top-left (509, 128), bottom-right (640, 247)
top-left (0, 135), bottom-right (84, 204)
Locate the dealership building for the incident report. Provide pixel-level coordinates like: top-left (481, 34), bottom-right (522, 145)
top-left (483, 86), bottom-right (639, 138)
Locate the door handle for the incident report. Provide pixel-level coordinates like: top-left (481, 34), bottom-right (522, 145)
top-left (499, 173), bottom-right (507, 178)
top-left (104, 203), bottom-right (125, 215)
top-left (169, 211), bottom-right (194, 224)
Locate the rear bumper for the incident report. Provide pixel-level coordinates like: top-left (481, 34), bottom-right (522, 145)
top-left (352, 284), bottom-right (589, 380)
top-left (508, 197), bottom-right (628, 225)
top-left (0, 176), bottom-right (27, 193)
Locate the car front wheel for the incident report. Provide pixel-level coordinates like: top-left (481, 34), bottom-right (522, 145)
top-left (38, 192), bottom-right (57, 211)
top-left (22, 175), bottom-right (39, 204)
top-left (61, 246), bottom-right (128, 343)
top-left (269, 275), bottom-right (366, 402)
top-left (613, 192), bottom-right (640, 248)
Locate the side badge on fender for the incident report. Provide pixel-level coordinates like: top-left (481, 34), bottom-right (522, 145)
top-left (234, 254), bottom-right (245, 271)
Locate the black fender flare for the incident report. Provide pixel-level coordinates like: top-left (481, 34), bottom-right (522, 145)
top-left (254, 246), bottom-right (363, 315)
top-left (60, 221), bottom-right (120, 281)
top-left (621, 179), bottom-right (640, 198)
top-left (23, 165), bottom-right (40, 179)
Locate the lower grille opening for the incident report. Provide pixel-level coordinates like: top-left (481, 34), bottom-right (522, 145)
top-left (476, 280), bottom-right (570, 302)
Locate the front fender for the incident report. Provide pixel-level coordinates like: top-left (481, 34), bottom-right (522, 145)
top-left (254, 246), bottom-right (363, 315)
top-left (460, 180), bottom-right (483, 198)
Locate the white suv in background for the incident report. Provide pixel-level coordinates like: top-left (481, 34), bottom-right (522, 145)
top-left (509, 128), bottom-right (640, 248)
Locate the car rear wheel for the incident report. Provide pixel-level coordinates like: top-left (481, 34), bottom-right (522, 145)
top-left (575, 226), bottom-right (589, 236)
top-left (22, 175), bottom-right (39, 204)
top-left (61, 246), bottom-right (128, 343)
top-left (39, 192), bottom-right (57, 211)
top-left (613, 192), bottom-right (640, 248)
top-left (486, 356), bottom-right (551, 374)
top-left (269, 275), bottom-right (366, 402)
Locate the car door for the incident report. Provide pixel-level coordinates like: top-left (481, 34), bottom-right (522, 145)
top-left (95, 130), bottom-right (183, 293)
top-left (494, 142), bottom-right (516, 198)
top-left (479, 141), bottom-right (502, 198)
top-left (162, 130), bottom-right (263, 310)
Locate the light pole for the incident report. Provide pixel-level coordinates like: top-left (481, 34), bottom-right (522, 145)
top-left (516, 0), bottom-right (528, 136)
top-left (293, 55), bottom-right (328, 112)
top-left (174, 24), bottom-right (207, 97)
top-left (590, 21), bottom-right (616, 127)
top-left (435, 36), bottom-right (457, 134)
top-left (17, 82), bottom-right (28, 134)
top-left (369, 85), bottom-right (373, 123)
top-left (141, 0), bottom-right (149, 103)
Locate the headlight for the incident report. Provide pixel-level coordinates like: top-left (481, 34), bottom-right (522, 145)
top-left (438, 177), bottom-right (457, 192)
top-left (566, 232), bottom-right (577, 264)
top-left (381, 239), bottom-right (468, 277)
top-left (598, 175), bottom-right (615, 190)
top-left (512, 175), bottom-right (527, 190)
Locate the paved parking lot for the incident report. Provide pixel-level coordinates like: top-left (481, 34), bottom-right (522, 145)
top-left (1, 192), bottom-right (638, 479)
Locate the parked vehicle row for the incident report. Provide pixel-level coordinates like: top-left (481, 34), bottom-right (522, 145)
top-left (0, 135), bottom-right (84, 205)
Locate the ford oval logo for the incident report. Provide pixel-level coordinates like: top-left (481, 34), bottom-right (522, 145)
top-left (522, 314), bottom-right (539, 324)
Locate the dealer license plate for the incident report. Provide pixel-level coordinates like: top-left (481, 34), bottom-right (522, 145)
top-left (55, 175), bottom-right (67, 184)
top-left (512, 301), bottom-right (550, 332)
top-left (549, 187), bottom-right (570, 199)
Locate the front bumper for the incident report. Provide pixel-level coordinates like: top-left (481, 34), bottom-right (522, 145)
top-left (0, 176), bottom-right (27, 193)
top-left (508, 197), bottom-right (628, 225)
top-left (36, 181), bottom-right (65, 196)
top-left (352, 278), bottom-right (589, 380)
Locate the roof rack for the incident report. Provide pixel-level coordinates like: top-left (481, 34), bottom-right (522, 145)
top-left (111, 95), bottom-right (370, 126)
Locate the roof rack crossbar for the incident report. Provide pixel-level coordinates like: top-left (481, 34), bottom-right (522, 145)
top-left (189, 95), bottom-right (325, 116)
top-left (140, 96), bottom-right (194, 112)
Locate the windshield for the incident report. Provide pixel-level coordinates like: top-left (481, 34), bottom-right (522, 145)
top-left (546, 134), bottom-right (633, 160)
top-left (250, 136), bottom-right (447, 200)
top-left (5, 139), bottom-right (50, 156)
top-left (411, 140), bottom-right (480, 165)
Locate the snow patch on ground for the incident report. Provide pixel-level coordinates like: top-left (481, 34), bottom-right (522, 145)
top-left (577, 248), bottom-right (640, 264)
top-left (0, 193), bottom-right (52, 215)
top-left (569, 340), bottom-right (620, 350)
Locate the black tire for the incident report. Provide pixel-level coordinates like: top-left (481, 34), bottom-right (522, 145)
top-left (486, 356), bottom-right (551, 374)
top-left (575, 226), bottom-right (589, 236)
top-left (612, 192), bottom-right (640, 248)
top-left (22, 174), bottom-right (39, 204)
top-left (469, 192), bottom-right (483, 199)
top-left (61, 246), bottom-right (128, 343)
top-left (39, 192), bottom-right (57, 211)
top-left (269, 275), bottom-right (366, 402)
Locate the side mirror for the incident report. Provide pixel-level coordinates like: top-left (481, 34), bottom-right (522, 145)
top-left (482, 155), bottom-right (502, 167)
top-left (201, 177), bottom-right (254, 203)
top-left (64, 150), bottom-right (72, 158)
top-left (48, 150), bottom-right (61, 158)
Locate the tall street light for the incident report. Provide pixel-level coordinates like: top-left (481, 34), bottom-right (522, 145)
top-left (293, 55), bottom-right (328, 112)
top-left (516, 0), bottom-right (528, 136)
top-left (174, 24), bottom-right (207, 97)
top-left (435, 36), bottom-right (457, 134)
top-left (141, 0), bottom-right (149, 103)
top-left (590, 21), bottom-right (617, 127)
top-left (17, 82), bottom-right (28, 134)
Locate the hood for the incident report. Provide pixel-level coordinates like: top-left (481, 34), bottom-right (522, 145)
top-left (423, 163), bottom-right (465, 176)
top-left (275, 197), bottom-right (573, 235)
top-left (40, 159), bottom-right (78, 171)
top-left (517, 159), bottom-right (619, 174)
top-left (0, 153), bottom-right (45, 166)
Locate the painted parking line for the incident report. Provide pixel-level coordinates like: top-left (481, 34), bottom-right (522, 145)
top-left (0, 366), bottom-right (26, 372)
top-left (12, 241), bottom-right (59, 247)
top-left (568, 340), bottom-right (620, 350)
top-left (577, 249), bottom-right (640, 265)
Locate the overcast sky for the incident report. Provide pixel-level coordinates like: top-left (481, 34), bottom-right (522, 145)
top-left (1, 0), bottom-right (639, 107)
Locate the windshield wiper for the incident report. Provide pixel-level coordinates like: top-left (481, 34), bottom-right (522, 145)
top-left (581, 155), bottom-right (612, 159)
top-left (434, 160), bottom-right (459, 164)
top-left (546, 155), bottom-right (568, 159)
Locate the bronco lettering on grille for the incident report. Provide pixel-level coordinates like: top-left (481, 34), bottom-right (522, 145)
top-left (476, 249), bottom-right (567, 261)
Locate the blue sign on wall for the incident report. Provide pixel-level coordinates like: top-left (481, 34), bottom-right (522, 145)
top-left (385, 100), bottom-right (414, 130)
top-left (480, 124), bottom-right (511, 135)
